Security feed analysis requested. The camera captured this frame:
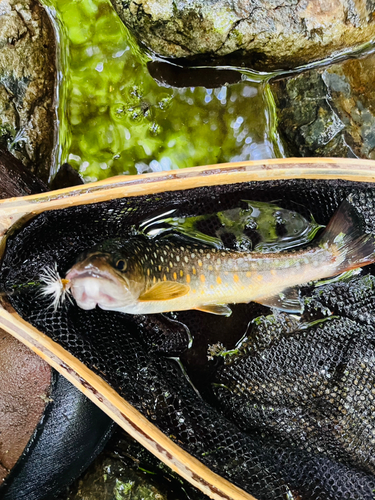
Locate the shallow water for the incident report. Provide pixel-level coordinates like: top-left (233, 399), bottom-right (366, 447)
top-left (141, 199), bottom-right (323, 252)
top-left (43, 0), bottom-right (286, 182)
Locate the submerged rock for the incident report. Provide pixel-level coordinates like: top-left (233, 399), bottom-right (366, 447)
top-left (271, 51), bottom-right (375, 158)
top-left (110, 0), bottom-right (375, 71)
top-left (0, 0), bottom-right (56, 181)
top-left (61, 430), bottom-right (208, 500)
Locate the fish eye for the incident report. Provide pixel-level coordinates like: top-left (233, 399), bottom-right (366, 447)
top-left (115, 259), bottom-right (127, 271)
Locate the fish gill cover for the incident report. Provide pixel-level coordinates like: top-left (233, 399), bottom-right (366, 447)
top-left (1, 178), bottom-right (375, 500)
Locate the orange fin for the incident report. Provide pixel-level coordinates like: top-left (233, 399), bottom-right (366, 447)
top-left (255, 287), bottom-right (303, 313)
top-left (194, 304), bottom-right (232, 316)
top-left (139, 281), bottom-right (190, 301)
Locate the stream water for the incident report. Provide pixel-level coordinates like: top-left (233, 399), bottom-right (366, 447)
top-left (42, 0), bottom-right (286, 182)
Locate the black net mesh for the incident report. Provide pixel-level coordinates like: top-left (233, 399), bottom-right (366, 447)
top-left (1, 178), bottom-right (375, 500)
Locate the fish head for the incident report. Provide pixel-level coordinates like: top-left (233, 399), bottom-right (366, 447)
top-left (65, 239), bottom-right (145, 312)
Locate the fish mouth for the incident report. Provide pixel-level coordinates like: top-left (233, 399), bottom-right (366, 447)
top-left (65, 260), bottom-right (127, 310)
top-left (65, 253), bottom-right (122, 284)
top-left (65, 266), bottom-right (119, 285)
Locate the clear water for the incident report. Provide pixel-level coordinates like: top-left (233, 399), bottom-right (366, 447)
top-left (42, 0), bottom-right (286, 182)
top-left (140, 200), bottom-right (323, 252)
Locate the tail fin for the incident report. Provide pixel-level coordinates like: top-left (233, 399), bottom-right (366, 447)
top-left (320, 199), bottom-right (375, 273)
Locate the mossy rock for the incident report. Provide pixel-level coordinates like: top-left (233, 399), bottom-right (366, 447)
top-left (110, 0), bottom-right (375, 71)
top-left (0, 0), bottom-right (56, 181)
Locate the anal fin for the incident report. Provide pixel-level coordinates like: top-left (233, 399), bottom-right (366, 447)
top-left (255, 287), bottom-right (303, 313)
top-left (194, 304), bottom-right (232, 316)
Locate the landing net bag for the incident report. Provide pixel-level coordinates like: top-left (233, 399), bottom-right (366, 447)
top-left (1, 177), bottom-right (375, 500)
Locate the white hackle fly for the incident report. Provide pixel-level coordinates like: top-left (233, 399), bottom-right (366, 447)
top-left (39, 263), bottom-right (72, 312)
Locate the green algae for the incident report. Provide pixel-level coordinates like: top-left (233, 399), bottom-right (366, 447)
top-left (42, 0), bottom-right (284, 182)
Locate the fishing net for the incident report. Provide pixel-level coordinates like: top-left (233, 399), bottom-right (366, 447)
top-left (1, 178), bottom-right (375, 500)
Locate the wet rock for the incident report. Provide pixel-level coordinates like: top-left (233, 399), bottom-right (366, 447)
top-left (63, 458), bottom-right (167, 500)
top-left (110, 0), bottom-right (375, 71)
top-left (0, 149), bottom-right (46, 198)
top-left (0, 0), bottom-right (56, 181)
top-left (60, 430), bottom-right (208, 500)
top-left (49, 163), bottom-right (84, 190)
top-left (270, 52), bottom-right (375, 159)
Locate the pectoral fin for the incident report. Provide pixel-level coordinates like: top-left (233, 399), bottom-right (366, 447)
top-left (139, 282), bottom-right (190, 301)
top-left (194, 304), bottom-right (232, 316)
top-left (255, 287), bottom-right (303, 313)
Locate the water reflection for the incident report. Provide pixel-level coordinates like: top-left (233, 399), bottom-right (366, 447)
top-left (43, 0), bottom-right (285, 181)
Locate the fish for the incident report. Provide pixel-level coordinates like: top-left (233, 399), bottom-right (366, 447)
top-left (62, 200), bottom-right (375, 316)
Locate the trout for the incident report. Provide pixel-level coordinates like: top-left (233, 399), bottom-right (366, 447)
top-left (64, 200), bottom-right (375, 316)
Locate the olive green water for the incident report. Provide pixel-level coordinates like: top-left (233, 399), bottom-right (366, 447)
top-left (43, 0), bottom-right (285, 182)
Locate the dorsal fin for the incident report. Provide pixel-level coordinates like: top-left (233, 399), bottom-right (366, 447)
top-left (139, 282), bottom-right (190, 301)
